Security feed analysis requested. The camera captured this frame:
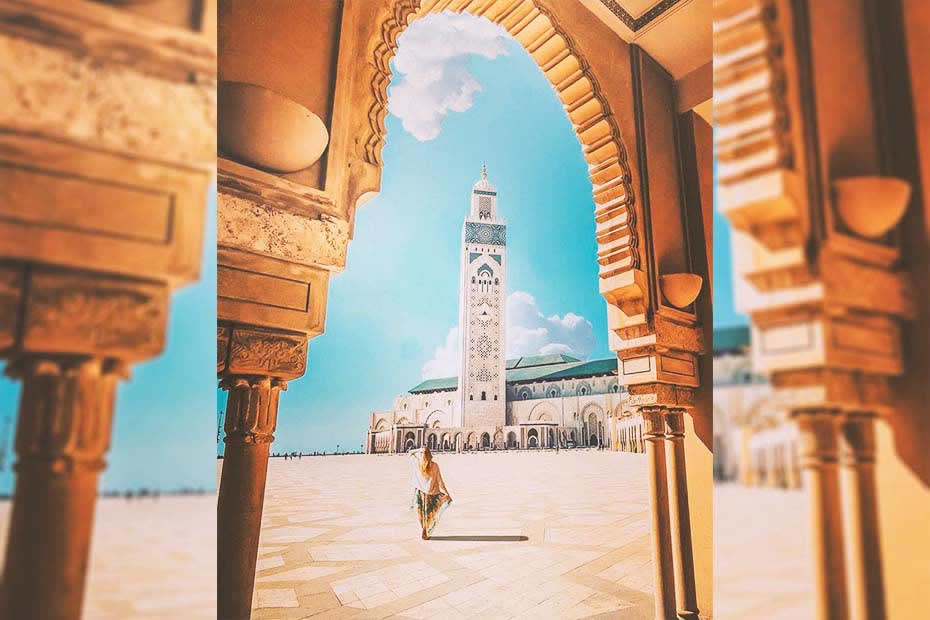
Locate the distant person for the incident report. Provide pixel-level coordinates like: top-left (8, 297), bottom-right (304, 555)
top-left (408, 446), bottom-right (452, 540)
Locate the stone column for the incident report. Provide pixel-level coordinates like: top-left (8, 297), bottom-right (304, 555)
top-left (794, 408), bottom-right (848, 620)
top-left (1, 356), bottom-right (125, 620)
top-left (217, 375), bottom-right (286, 619)
top-left (217, 326), bottom-right (307, 620)
top-left (641, 406), bottom-right (676, 620)
top-left (665, 408), bottom-right (699, 619)
top-left (840, 412), bottom-right (885, 620)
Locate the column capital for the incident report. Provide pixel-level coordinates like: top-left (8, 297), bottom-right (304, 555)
top-left (218, 323), bottom-right (309, 381)
top-left (5, 355), bottom-right (128, 473)
top-left (220, 375), bottom-right (288, 446)
top-left (640, 406), bottom-right (667, 438)
top-left (839, 411), bottom-right (878, 465)
top-left (664, 408), bottom-right (686, 438)
top-left (792, 408), bottom-right (843, 467)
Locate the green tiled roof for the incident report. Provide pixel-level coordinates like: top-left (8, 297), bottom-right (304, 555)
top-left (714, 325), bottom-right (750, 353)
top-left (408, 356), bottom-right (616, 393)
top-left (508, 354), bottom-right (581, 368)
top-left (533, 357), bottom-right (618, 381)
top-left (408, 377), bottom-right (458, 393)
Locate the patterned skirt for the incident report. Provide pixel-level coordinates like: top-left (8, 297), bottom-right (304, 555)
top-left (412, 489), bottom-right (452, 536)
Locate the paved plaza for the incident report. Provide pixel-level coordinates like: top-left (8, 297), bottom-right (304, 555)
top-left (714, 484), bottom-right (813, 619)
top-left (0, 495), bottom-right (216, 619)
top-left (249, 451), bottom-right (655, 619)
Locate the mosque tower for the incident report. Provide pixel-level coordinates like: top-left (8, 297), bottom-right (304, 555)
top-left (457, 165), bottom-right (507, 428)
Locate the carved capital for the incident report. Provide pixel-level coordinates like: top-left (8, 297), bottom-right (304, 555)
top-left (6, 355), bottom-right (128, 472)
top-left (664, 408), bottom-right (687, 439)
top-left (220, 375), bottom-right (287, 446)
top-left (839, 411), bottom-right (877, 466)
top-left (640, 406), bottom-right (668, 440)
top-left (1, 266), bottom-right (170, 363)
top-left (792, 408), bottom-right (842, 468)
top-left (223, 325), bottom-right (308, 381)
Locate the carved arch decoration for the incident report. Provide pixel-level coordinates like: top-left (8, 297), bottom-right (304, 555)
top-left (581, 402), bottom-right (604, 424)
top-left (529, 401), bottom-right (558, 422)
top-left (360, 0), bottom-right (640, 273)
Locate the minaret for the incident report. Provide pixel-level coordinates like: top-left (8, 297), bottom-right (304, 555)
top-left (457, 164), bottom-right (507, 429)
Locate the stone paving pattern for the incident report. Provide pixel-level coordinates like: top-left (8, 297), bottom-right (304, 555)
top-left (0, 495), bottom-right (215, 618)
top-left (249, 451), bottom-right (655, 619)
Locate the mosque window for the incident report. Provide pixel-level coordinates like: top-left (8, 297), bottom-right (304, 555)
top-left (481, 391), bottom-right (486, 401)
top-left (580, 387), bottom-right (588, 395)
top-left (469, 394), bottom-right (473, 401)
top-left (612, 384), bottom-right (620, 393)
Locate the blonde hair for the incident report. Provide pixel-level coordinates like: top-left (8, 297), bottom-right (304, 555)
top-left (418, 446), bottom-right (433, 474)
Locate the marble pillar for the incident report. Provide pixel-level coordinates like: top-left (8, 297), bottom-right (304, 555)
top-left (642, 406), bottom-right (676, 619)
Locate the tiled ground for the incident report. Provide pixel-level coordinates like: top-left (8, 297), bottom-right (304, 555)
top-left (249, 450), bottom-right (655, 619)
top-left (714, 483), bottom-right (814, 619)
top-left (0, 495), bottom-right (216, 618)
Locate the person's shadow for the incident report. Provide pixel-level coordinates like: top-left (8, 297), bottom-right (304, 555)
top-left (427, 535), bottom-right (528, 542)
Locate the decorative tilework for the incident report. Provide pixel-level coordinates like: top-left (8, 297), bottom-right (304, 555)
top-left (464, 223), bottom-right (506, 246)
top-left (596, 0), bottom-right (683, 32)
top-left (490, 254), bottom-right (501, 265)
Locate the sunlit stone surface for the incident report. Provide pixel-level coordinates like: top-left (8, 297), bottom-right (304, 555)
top-left (0, 495), bottom-right (215, 619)
top-left (714, 484), bottom-right (814, 619)
top-left (245, 451), bottom-right (654, 618)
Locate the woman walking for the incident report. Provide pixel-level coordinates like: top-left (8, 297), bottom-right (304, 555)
top-left (409, 446), bottom-right (452, 539)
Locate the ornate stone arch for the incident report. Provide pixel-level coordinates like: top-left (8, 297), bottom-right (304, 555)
top-left (395, 417), bottom-right (410, 425)
top-left (354, 0), bottom-right (639, 279)
top-left (581, 402), bottom-right (604, 427)
top-left (529, 401), bottom-right (558, 423)
top-left (424, 410), bottom-right (444, 428)
top-left (374, 418), bottom-right (387, 430)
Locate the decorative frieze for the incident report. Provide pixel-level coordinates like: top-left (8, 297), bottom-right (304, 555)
top-left (225, 326), bottom-right (308, 381)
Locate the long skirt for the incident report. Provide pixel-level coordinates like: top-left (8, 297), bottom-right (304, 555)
top-left (412, 489), bottom-right (451, 535)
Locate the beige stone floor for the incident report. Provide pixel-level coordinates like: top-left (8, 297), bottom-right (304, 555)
top-left (713, 483), bottom-right (814, 619)
top-left (249, 451), bottom-right (655, 619)
top-left (0, 494), bottom-right (216, 619)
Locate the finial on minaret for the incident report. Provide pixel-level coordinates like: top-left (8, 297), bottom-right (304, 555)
top-left (481, 163), bottom-right (487, 180)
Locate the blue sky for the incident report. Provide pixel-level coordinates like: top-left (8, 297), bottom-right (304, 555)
top-left (712, 184), bottom-right (747, 329)
top-left (216, 12), bottom-right (744, 456)
top-left (221, 14), bottom-right (616, 455)
top-left (0, 191), bottom-right (217, 494)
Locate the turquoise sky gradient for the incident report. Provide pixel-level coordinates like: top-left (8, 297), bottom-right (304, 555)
top-left (221, 34), bottom-right (618, 455)
top-left (0, 192), bottom-right (217, 494)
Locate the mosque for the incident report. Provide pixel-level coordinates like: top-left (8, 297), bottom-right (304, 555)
top-left (365, 168), bottom-right (628, 454)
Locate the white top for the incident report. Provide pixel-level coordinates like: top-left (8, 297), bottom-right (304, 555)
top-left (408, 450), bottom-right (446, 495)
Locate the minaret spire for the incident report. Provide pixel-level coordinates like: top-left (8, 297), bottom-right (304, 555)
top-left (481, 162), bottom-right (487, 180)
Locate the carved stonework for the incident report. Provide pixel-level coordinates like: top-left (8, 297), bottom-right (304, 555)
top-left (6, 356), bottom-right (127, 472)
top-left (0, 34), bottom-right (215, 166)
top-left (0, 263), bottom-right (23, 350)
top-left (226, 327), bottom-right (308, 381)
top-left (21, 269), bottom-right (168, 362)
top-left (220, 376), bottom-right (287, 445)
top-left (217, 192), bottom-right (350, 271)
top-left (217, 326), bottom-right (230, 373)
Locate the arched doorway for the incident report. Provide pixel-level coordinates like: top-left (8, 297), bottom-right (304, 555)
top-left (404, 431), bottom-right (416, 452)
top-left (527, 428), bottom-right (538, 448)
top-left (507, 431), bottom-right (518, 448)
top-left (480, 433), bottom-right (491, 449)
top-left (427, 434), bottom-right (437, 450)
top-left (548, 428), bottom-right (555, 448)
top-left (590, 434), bottom-right (598, 447)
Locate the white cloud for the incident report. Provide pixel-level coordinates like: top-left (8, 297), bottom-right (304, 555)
top-left (420, 292), bottom-right (595, 379)
top-left (389, 12), bottom-right (509, 141)
top-left (421, 326), bottom-right (460, 379)
top-left (506, 292), bottom-right (595, 360)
